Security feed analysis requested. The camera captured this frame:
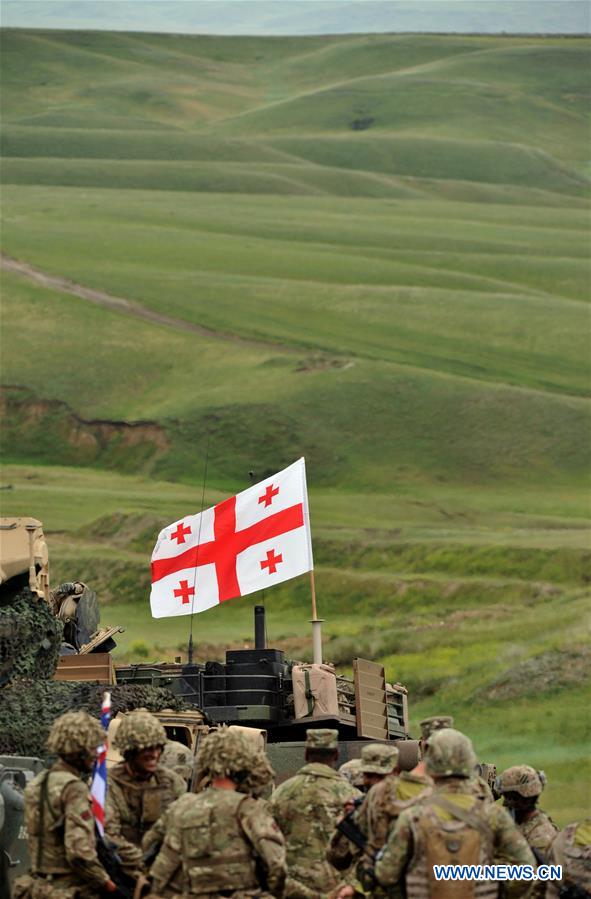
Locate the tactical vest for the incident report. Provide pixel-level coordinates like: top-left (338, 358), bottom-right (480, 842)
top-left (109, 765), bottom-right (169, 844)
top-left (405, 797), bottom-right (498, 899)
top-left (181, 790), bottom-right (259, 895)
top-left (25, 769), bottom-right (80, 875)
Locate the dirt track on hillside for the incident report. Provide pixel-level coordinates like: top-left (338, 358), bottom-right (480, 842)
top-left (1, 253), bottom-right (298, 354)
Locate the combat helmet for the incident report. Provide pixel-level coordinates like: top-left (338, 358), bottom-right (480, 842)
top-left (195, 726), bottom-right (274, 794)
top-left (47, 711), bottom-right (104, 758)
top-left (496, 765), bottom-right (546, 798)
top-left (112, 709), bottom-right (167, 754)
top-left (425, 728), bottom-right (477, 779)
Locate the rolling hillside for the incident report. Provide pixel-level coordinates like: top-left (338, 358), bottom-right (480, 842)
top-left (0, 29), bottom-right (589, 821)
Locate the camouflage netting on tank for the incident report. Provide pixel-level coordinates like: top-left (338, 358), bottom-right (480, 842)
top-left (0, 588), bottom-right (62, 686)
top-left (0, 680), bottom-right (188, 760)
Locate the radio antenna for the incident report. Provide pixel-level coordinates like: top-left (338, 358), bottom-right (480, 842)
top-left (187, 436), bottom-right (210, 665)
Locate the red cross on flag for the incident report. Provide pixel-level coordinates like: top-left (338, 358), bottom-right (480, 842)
top-left (150, 458), bottom-right (313, 618)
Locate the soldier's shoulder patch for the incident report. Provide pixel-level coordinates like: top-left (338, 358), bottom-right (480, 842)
top-left (81, 810), bottom-right (92, 820)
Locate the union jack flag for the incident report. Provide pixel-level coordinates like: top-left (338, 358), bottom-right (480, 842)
top-left (90, 691), bottom-right (111, 836)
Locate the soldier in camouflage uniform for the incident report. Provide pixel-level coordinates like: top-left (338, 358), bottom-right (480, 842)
top-left (497, 765), bottom-right (558, 898)
top-left (149, 726), bottom-right (286, 898)
top-left (375, 728), bottom-right (536, 898)
top-left (105, 710), bottom-right (186, 876)
top-left (14, 711), bottom-right (117, 899)
top-left (160, 739), bottom-right (195, 786)
top-left (547, 819), bottom-right (591, 898)
top-left (328, 744), bottom-right (400, 898)
top-left (270, 728), bottom-right (361, 898)
top-left (497, 766), bottom-right (558, 861)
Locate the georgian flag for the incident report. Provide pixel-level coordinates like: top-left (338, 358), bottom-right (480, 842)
top-left (150, 458), bottom-right (313, 619)
top-left (90, 691), bottom-right (111, 837)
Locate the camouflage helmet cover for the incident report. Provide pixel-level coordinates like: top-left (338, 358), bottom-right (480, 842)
top-left (339, 758), bottom-right (364, 788)
top-left (360, 742), bottom-right (399, 775)
top-left (47, 711), bottom-right (104, 757)
top-left (425, 727), bottom-right (477, 778)
top-left (420, 715), bottom-right (454, 742)
top-left (112, 709), bottom-right (167, 753)
top-left (497, 765), bottom-right (545, 798)
top-left (195, 726), bottom-right (274, 794)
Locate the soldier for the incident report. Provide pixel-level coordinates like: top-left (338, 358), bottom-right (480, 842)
top-left (375, 728), bottom-right (536, 898)
top-left (328, 743), bottom-right (401, 898)
top-left (546, 819), bottom-right (591, 898)
top-left (105, 709), bottom-right (186, 875)
top-left (270, 728), bottom-right (361, 898)
top-left (14, 711), bottom-right (117, 898)
top-left (496, 766), bottom-right (558, 861)
top-left (328, 744), bottom-right (398, 873)
top-left (149, 726), bottom-right (286, 898)
top-left (159, 739), bottom-right (195, 786)
top-left (497, 765), bottom-right (558, 897)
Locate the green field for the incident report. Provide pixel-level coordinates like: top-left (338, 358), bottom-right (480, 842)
top-left (0, 28), bottom-right (589, 822)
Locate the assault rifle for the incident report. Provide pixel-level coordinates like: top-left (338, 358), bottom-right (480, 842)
top-left (336, 812), bottom-right (368, 854)
top-left (96, 836), bottom-right (136, 899)
top-left (335, 799), bottom-right (370, 856)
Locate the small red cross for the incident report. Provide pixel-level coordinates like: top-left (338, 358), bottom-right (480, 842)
top-left (171, 522), bottom-right (192, 544)
top-left (261, 549), bottom-right (283, 575)
top-left (259, 484), bottom-right (279, 508)
top-left (174, 579), bottom-right (195, 604)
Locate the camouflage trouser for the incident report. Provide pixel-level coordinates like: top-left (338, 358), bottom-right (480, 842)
top-left (13, 874), bottom-right (103, 899)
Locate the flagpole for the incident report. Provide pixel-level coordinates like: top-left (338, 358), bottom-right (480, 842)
top-left (309, 569), bottom-right (323, 665)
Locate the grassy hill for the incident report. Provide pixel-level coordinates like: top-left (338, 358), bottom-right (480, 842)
top-left (0, 29), bottom-right (589, 822)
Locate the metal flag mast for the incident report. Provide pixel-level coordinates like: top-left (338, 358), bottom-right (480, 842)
top-left (303, 457), bottom-right (323, 665)
top-left (310, 569), bottom-right (324, 665)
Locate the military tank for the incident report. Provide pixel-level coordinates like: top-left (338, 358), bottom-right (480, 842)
top-left (115, 604), bottom-right (420, 779)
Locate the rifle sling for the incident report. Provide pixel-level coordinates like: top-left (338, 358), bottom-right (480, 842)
top-left (429, 795), bottom-right (493, 843)
top-left (304, 669), bottom-right (314, 715)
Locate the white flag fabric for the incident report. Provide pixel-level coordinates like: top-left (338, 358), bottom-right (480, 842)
top-left (150, 458), bottom-right (313, 619)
